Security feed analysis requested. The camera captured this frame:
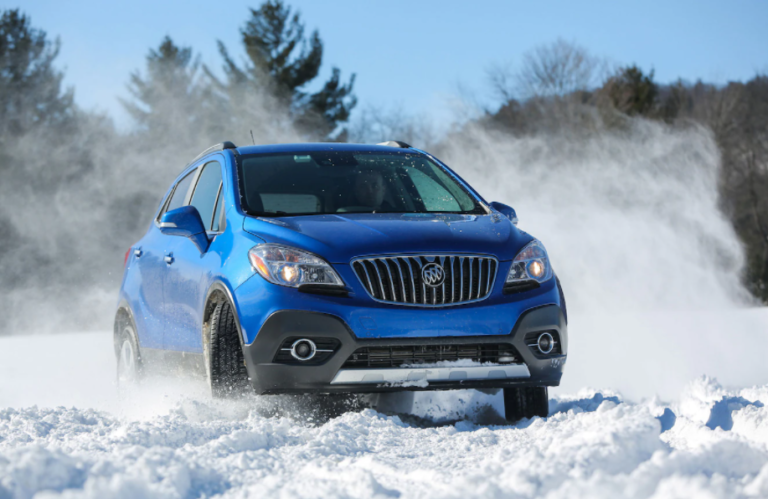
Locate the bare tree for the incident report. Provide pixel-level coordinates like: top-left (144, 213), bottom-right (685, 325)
top-left (716, 76), bottom-right (768, 301)
top-left (689, 82), bottom-right (743, 138)
top-left (483, 40), bottom-right (617, 136)
top-left (486, 61), bottom-right (516, 103)
top-left (516, 39), bottom-right (601, 99)
top-left (348, 105), bottom-right (437, 149)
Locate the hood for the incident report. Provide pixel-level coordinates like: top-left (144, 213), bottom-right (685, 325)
top-left (242, 213), bottom-right (532, 263)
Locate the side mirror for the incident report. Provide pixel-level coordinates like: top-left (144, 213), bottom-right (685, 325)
top-left (159, 206), bottom-right (209, 252)
top-left (489, 201), bottom-right (518, 225)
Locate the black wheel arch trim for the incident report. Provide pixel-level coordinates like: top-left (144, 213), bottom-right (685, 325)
top-left (114, 300), bottom-right (140, 358)
top-left (204, 280), bottom-right (246, 348)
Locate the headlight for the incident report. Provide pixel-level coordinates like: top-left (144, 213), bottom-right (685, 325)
top-left (248, 244), bottom-right (344, 288)
top-left (506, 240), bottom-right (553, 284)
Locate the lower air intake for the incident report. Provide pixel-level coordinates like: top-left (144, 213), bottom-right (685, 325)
top-left (342, 343), bottom-right (520, 369)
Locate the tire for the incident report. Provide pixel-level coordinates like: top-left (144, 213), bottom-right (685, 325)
top-left (209, 300), bottom-right (250, 398)
top-left (503, 386), bottom-right (549, 422)
top-left (116, 323), bottom-right (142, 390)
top-left (556, 276), bottom-right (567, 324)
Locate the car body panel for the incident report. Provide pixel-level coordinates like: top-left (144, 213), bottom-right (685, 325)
top-left (120, 151), bottom-right (257, 354)
top-left (121, 228), bottom-right (166, 349)
top-left (232, 267), bottom-right (561, 344)
top-left (241, 305), bottom-right (566, 394)
top-left (242, 212), bottom-right (532, 264)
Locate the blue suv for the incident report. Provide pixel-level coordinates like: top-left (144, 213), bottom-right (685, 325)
top-left (115, 141), bottom-right (567, 421)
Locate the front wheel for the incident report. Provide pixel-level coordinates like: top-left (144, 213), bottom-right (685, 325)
top-left (504, 386), bottom-right (549, 422)
top-left (208, 300), bottom-right (250, 398)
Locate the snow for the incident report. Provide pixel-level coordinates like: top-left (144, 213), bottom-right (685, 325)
top-left (559, 308), bottom-right (768, 400)
top-left (1, 310), bottom-right (768, 498)
top-left (0, 333), bottom-right (117, 410)
top-left (0, 378), bottom-right (766, 499)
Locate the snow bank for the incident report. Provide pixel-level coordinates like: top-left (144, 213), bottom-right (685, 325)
top-left (0, 377), bottom-right (766, 499)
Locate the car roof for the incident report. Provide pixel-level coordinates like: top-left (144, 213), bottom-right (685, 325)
top-left (180, 142), bottom-right (424, 182)
top-left (235, 142), bottom-right (421, 156)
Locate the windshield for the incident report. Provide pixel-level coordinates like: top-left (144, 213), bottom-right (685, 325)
top-left (236, 151), bottom-right (486, 216)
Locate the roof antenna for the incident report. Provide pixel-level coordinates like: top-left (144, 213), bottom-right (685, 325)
top-left (250, 130), bottom-right (255, 145)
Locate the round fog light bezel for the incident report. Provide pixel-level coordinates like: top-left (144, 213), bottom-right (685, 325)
top-left (290, 339), bottom-right (317, 361)
top-left (537, 332), bottom-right (555, 355)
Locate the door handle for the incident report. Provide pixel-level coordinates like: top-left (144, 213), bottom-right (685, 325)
top-left (164, 254), bottom-right (174, 264)
top-left (134, 248), bottom-right (142, 257)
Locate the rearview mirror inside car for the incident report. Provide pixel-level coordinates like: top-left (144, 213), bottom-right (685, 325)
top-left (159, 206), bottom-right (209, 252)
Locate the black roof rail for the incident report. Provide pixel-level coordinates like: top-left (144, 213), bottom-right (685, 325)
top-left (187, 141), bottom-right (237, 166)
top-left (377, 140), bottom-right (412, 149)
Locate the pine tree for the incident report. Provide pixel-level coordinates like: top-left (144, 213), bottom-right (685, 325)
top-left (121, 36), bottom-right (207, 149)
top-left (608, 66), bottom-right (658, 116)
top-left (0, 9), bottom-right (74, 140)
top-left (211, 0), bottom-right (356, 141)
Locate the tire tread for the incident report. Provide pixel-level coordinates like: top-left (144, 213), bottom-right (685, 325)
top-left (209, 301), bottom-right (249, 397)
top-left (556, 276), bottom-right (567, 324)
top-left (504, 386), bottom-right (549, 422)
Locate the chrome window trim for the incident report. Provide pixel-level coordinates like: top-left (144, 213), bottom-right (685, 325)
top-left (210, 181), bottom-right (223, 230)
top-left (350, 253), bottom-right (499, 308)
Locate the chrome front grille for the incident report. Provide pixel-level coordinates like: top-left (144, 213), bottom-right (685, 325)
top-left (351, 254), bottom-right (498, 306)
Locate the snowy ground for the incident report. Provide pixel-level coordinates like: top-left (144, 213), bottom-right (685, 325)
top-left (1, 310), bottom-right (767, 498)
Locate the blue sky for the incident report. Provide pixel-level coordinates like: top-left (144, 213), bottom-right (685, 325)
top-left (15, 0), bottom-right (768, 130)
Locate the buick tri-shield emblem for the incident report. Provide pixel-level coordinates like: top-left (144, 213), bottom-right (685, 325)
top-left (421, 263), bottom-right (445, 287)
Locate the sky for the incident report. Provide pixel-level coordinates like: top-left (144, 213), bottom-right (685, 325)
top-left (14, 0), bottom-right (768, 131)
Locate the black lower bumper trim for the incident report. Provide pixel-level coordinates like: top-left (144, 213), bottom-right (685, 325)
top-left (242, 305), bottom-right (567, 394)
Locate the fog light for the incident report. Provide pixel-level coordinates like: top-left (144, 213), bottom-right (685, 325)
top-left (290, 339), bottom-right (317, 361)
top-left (537, 332), bottom-right (554, 354)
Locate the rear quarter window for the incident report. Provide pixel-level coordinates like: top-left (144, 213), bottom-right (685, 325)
top-left (189, 161), bottom-right (223, 229)
top-left (163, 169), bottom-right (197, 216)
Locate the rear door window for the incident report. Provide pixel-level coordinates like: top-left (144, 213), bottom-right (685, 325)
top-left (189, 161), bottom-right (223, 230)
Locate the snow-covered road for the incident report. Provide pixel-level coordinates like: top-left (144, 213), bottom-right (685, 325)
top-left (1, 311), bottom-right (767, 498)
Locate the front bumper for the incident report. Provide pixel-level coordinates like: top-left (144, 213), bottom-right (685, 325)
top-left (242, 304), bottom-right (567, 394)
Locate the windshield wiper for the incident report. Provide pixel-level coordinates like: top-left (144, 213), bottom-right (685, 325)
top-left (252, 211), bottom-right (326, 218)
top-left (252, 211), bottom-right (309, 218)
top-left (252, 210), bottom-right (290, 217)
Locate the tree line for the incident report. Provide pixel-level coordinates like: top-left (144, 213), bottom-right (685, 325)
top-left (0, 6), bottom-right (765, 333)
top-left (478, 40), bottom-right (767, 303)
top-left (0, 2), bottom-right (357, 332)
